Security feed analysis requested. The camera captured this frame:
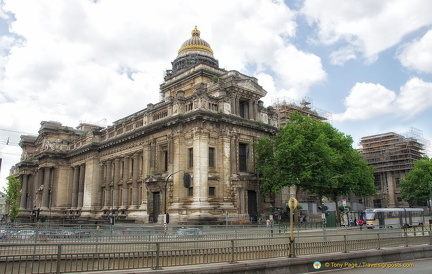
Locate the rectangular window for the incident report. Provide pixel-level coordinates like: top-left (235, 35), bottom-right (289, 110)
top-left (188, 187), bottom-right (193, 196)
top-left (209, 147), bottom-right (215, 168)
top-left (239, 143), bottom-right (247, 172)
top-left (164, 151), bottom-right (168, 171)
top-left (374, 175), bottom-right (381, 191)
top-left (239, 101), bottom-right (247, 118)
top-left (209, 187), bottom-right (215, 196)
top-left (188, 148), bottom-right (193, 168)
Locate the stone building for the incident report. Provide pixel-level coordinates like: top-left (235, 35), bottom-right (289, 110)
top-left (13, 27), bottom-right (283, 224)
top-left (359, 132), bottom-right (424, 208)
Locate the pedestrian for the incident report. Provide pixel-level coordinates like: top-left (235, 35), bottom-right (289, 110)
top-left (358, 219), bottom-right (364, 230)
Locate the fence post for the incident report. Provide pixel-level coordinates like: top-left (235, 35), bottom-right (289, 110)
top-left (343, 235), bottom-right (348, 253)
top-left (377, 233), bottom-right (381, 250)
top-left (153, 242), bottom-right (161, 270)
top-left (56, 244), bottom-right (62, 274)
top-left (230, 240), bottom-right (236, 264)
top-left (429, 226), bottom-right (432, 245)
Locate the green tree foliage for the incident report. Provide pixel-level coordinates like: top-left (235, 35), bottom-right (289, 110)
top-left (400, 156), bottom-right (432, 205)
top-left (254, 112), bottom-right (376, 218)
top-left (4, 175), bottom-right (21, 222)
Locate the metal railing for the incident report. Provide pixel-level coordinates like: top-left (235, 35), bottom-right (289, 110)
top-left (1, 227), bottom-right (431, 274)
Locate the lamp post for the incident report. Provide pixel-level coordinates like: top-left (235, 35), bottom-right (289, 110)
top-left (163, 170), bottom-right (185, 235)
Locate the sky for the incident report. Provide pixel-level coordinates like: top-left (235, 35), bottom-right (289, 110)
top-left (1, 0), bottom-right (432, 190)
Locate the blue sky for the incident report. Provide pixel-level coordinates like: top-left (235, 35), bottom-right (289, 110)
top-left (1, 0), bottom-right (432, 189)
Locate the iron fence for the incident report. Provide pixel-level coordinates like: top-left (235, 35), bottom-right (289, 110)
top-left (1, 228), bottom-right (431, 274)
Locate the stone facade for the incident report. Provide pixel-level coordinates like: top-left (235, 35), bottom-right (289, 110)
top-left (13, 27), bottom-right (284, 224)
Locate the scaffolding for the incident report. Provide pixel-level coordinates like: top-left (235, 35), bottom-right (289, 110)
top-left (360, 132), bottom-right (424, 173)
top-left (272, 97), bottom-right (330, 127)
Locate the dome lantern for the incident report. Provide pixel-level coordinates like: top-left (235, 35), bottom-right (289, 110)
top-left (178, 26), bottom-right (214, 56)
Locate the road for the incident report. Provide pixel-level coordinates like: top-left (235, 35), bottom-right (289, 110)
top-left (309, 258), bottom-right (432, 274)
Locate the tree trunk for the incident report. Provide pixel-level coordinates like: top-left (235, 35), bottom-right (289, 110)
top-left (332, 193), bottom-right (340, 226)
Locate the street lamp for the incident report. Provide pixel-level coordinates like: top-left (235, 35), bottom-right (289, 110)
top-left (163, 170), bottom-right (188, 234)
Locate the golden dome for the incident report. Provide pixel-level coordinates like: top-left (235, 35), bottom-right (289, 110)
top-left (178, 26), bottom-right (213, 56)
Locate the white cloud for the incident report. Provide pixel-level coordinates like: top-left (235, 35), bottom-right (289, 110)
top-left (255, 72), bottom-right (276, 105)
top-left (334, 77), bottom-right (432, 121)
top-left (271, 45), bottom-right (326, 99)
top-left (329, 46), bottom-right (357, 66)
top-left (394, 78), bottom-right (432, 119)
top-left (398, 29), bottom-right (432, 74)
top-left (302, 0), bottom-right (432, 64)
top-left (333, 82), bottom-right (396, 121)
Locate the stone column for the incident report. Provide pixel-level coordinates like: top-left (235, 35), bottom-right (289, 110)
top-left (113, 158), bottom-right (120, 208)
top-left (235, 97), bottom-right (240, 116)
top-left (140, 145), bottom-right (150, 209)
top-left (77, 164), bottom-right (85, 208)
top-left (97, 162), bottom-right (104, 208)
top-left (387, 172), bottom-right (396, 207)
top-left (104, 160), bottom-right (112, 209)
top-left (34, 169), bottom-right (43, 208)
top-left (169, 134), bottom-right (174, 172)
top-left (192, 129), bottom-right (210, 208)
top-left (221, 132), bottom-right (235, 210)
top-left (230, 135), bottom-right (237, 174)
top-left (41, 167), bottom-right (51, 209)
top-left (150, 140), bottom-right (156, 172)
top-left (248, 101), bottom-right (254, 120)
top-left (254, 101), bottom-right (258, 120)
top-left (172, 132), bottom-right (184, 204)
top-left (121, 156), bottom-right (130, 208)
top-left (132, 154), bottom-right (139, 208)
top-left (72, 166), bottom-right (79, 208)
top-left (231, 96), bottom-right (236, 116)
top-left (20, 174), bottom-right (28, 209)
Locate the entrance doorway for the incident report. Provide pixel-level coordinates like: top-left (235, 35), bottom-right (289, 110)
top-left (247, 190), bottom-right (258, 222)
top-left (152, 192), bottom-right (160, 223)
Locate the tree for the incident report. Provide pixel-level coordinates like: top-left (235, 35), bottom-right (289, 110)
top-left (254, 112), bottom-right (376, 221)
top-left (400, 156), bottom-right (432, 208)
top-left (4, 175), bottom-right (21, 223)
